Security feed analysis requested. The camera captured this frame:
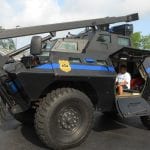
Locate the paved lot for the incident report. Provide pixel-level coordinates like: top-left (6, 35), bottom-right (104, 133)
top-left (0, 112), bottom-right (150, 150)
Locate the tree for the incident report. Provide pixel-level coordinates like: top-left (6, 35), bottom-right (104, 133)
top-left (141, 35), bottom-right (150, 50)
top-left (0, 39), bottom-right (16, 50)
top-left (131, 32), bottom-right (150, 50)
top-left (131, 32), bottom-right (141, 49)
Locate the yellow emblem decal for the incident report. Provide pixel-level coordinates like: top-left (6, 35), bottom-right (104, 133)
top-left (59, 60), bottom-right (71, 72)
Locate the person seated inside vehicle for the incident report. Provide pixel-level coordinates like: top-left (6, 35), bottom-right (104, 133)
top-left (131, 77), bottom-right (144, 91)
top-left (116, 65), bottom-right (131, 95)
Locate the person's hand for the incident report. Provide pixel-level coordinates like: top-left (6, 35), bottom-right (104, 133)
top-left (123, 81), bottom-right (128, 85)
top-left (118, 81), bottom-right (127, 86)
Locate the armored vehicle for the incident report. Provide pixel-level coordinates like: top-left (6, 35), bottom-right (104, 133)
top-left (0, 13), bottom-right (150, 149)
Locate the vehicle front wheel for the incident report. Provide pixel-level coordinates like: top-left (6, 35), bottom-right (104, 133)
top-left (35, 88), bottom-right (94, 149)
top-left (140, 116), bottom-right (150, 129)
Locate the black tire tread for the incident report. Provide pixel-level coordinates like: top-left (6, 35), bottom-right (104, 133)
top-left (35, 88), bottom-right (93, 149)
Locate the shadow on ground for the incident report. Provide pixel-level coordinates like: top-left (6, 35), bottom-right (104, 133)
top-left (21, 125), bottom-right (48, 149)
top-left (93, 112), bottom-right (127, 132)
top-left (21, 112), bottom-right (129, 149)
top-left (0, 111), bottom-right (149, 150)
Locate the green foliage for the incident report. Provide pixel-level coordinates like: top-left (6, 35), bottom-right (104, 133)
top-left (131, 32), bottom-right (150, 50)
top-left (141, 35), bottom-right (150, 50)
top-left (131, 32), bottom-right (141, 48)
top-left (0, 39), bottom-right (16, 50)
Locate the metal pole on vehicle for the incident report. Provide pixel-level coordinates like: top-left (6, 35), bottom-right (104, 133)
top-left (15, 25), bottom-right (20, 49)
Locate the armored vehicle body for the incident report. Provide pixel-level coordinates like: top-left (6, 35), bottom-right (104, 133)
top-left (0, 13), bottom-right (150, 149)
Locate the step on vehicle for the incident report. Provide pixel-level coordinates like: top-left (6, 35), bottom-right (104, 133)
top-left (0, 13), bottom-right (150, 149)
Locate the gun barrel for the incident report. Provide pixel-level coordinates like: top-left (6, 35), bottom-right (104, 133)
top-left (0, 13), bottom-right (139, 40)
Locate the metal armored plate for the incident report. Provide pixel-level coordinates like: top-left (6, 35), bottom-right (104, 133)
top-left (0, 54), bottom-right (9, 68)
top-left (116, 96), bottom-right (150, 118)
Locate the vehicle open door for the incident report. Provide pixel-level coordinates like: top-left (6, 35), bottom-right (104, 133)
top-left (142, 57), bottom-right (150, 101)
top-left (116, 96), bottom-right (150, 118)
top-left (110, 47), bottom-right (150, 118)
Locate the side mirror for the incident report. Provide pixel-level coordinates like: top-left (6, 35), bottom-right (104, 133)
top-left (30, 36), bottom-right (42, 55)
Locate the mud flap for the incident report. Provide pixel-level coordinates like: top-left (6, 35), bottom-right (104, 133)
top-left (116, 96), bottom-right (150, 118)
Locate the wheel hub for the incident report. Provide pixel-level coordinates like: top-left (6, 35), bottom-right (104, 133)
top-left (58, 108), bottom-right (80, 131)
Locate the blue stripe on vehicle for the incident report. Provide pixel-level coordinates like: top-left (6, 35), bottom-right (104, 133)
top-left (52, 63), bottom-right (60, 69)
top-left (146, 68), bottom-right (150, 73)
top-left (35, 63), bottom-right (115, 72)
top-left (84, 58), bottom-right (96, 63)
top-left (71, 64), bottom-right (108, 71)
top-left (108, 66), bottom-right (115, 72)
top-left (36, 63), bottom-right (60, 69)
top-left (36, 64), bottom-right (53, 69)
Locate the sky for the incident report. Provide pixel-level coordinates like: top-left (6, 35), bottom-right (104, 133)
top-left (0, 0), bottom-right (150, 47)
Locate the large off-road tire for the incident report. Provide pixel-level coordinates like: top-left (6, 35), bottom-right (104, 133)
top-left (140, 116), bottom-right (150, 129)
top-left (35, 88), bottom-right (94, 150)
top-left (14, 109), bottom-right (35, 125)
